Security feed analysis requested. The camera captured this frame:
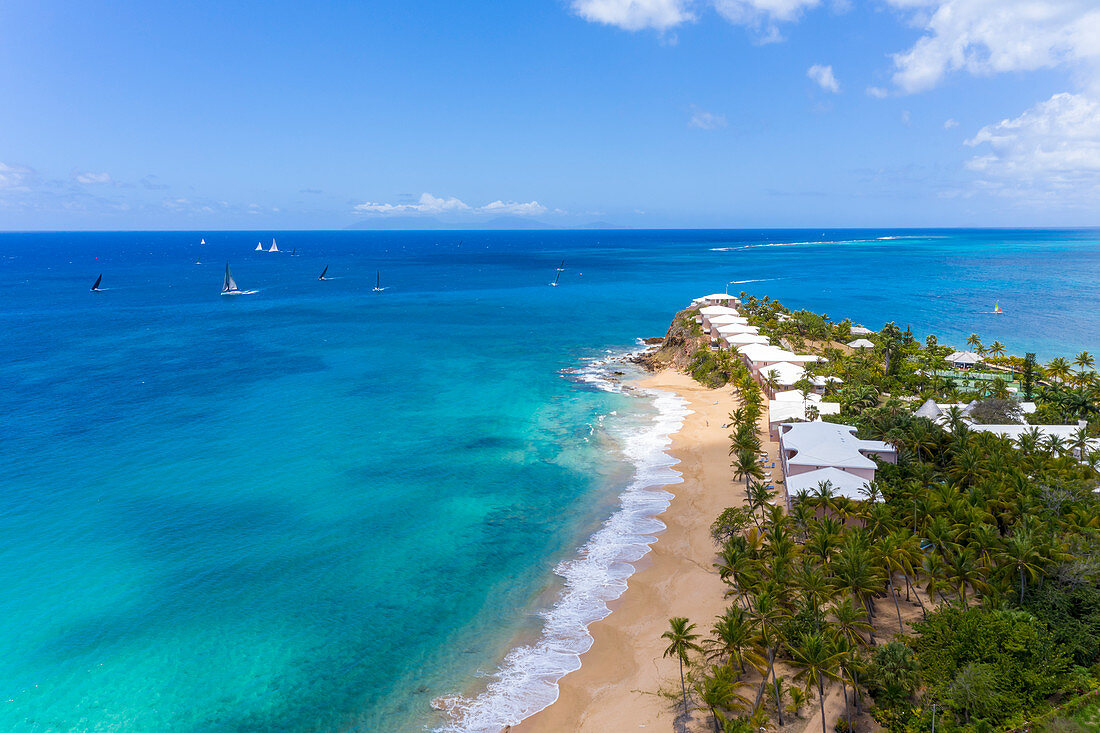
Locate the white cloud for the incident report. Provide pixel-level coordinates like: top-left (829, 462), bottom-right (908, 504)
top-left (75, 171), bottom-right (112, 184)
top-left (901, 109), bottom-right (911, 126)
top-left (481, 200), bottom-right (548, 216)
top-left (866, 86), bottom-right (890, 99)
top-left (0, 162), bottom-right (33, 190)
top-left (965, 92), bottom-right (1100, 184)
top-left (713, 0), bottom-right (820, 24)
top-left (354, 192), bottom-right (549, 217)
top-left (570, 0), bottom-right (694, 31)
top-left (354, 192), bottom-right (472, 215)
top-left (689, 106), bottom-right (728, 130)
top-left (885, 0), bottom-right (1100, 94)
top-left (944, 118), bottom-right (959, 129)
top-left (807, 64), bottom-right (840, 93)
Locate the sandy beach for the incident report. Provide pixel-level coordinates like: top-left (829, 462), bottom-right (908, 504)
top-left (515, 369), bottom-right (767, 732)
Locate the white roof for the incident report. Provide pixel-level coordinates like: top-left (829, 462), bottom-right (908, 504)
top-left (810, 375), bottom-right (842, 386)
top-left (713, 324), bottom-right (759, 335)
top-left (947, 350), bottom-right (982, 364)
top-left (777, 314), bottom-right (792, 322)
top-left (698, 305), bottom-right (739, 316)
top-left (914, 398), bottom-right (942, 419)
top-left (706, 315), bottom-right (749, 326)
top-left (774, 389), bottom-right (821, 402)
top-left (787, 467), bottom-right (872, 501)
top-left (780, 422), bottom-right (895, 469)
top-left (849, 326), bottom-right (873, 335)
top-left (761, 361), bottom-right (806, 385)
top-left (769, 399), bottom-right (841, 424)
top-left (702, 293), bottom-right (739, 301)
top-left (848, 338), bottom-right (874, 349)
top-left (739, 343), bottom-right (796, 362)
top-left (969, 423), bottom-right (1082, 441)
top-left (724, 333), bottom-right (771, 345)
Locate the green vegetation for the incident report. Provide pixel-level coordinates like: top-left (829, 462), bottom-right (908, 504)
top-left (657, 296), bottom-right (1100, 732)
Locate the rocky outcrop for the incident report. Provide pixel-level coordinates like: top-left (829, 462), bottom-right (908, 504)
top-left (633, 308), bottom-right (710, 372)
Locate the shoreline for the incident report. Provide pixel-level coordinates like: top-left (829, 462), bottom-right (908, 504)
top-left (513, 369), bottom-right (743, 732)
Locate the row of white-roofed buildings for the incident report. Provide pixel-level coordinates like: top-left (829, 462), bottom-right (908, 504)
top-left (690, 294), bottom-right (895, 507)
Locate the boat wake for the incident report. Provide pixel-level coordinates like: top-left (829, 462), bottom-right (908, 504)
top-left (434, 346), bottom-right (690, 732)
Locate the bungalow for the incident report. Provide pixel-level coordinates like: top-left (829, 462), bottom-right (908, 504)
top-left (722, 332), bottom-right (772, 348)
top-left (849, 326), bottom-right (874, 336)
top-left (760, 361), bottom-right (807, 389)
top-left (696, 305), bottom-right (739, 324)
top-left (738, 344), bottom-right (821, 375)
top-left (698, 293), bottom-right (742, 307)
top-left (768, 390), bottom-right (841, 431)
top-left (847, 338), bottom-right (874, 349)
top-left (945, 350), bottom-right (982, 370)
top-left (787, 467), bottom-right (871, 502)
top-left (778, 421), bottom-right (896, 483)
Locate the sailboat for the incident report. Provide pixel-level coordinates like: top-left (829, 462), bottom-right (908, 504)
top-left (268, 238), bottom-right (279, 253)
top-left (221, 263), bottom-right (253, 296)
top-left (255, 242), bottom-right (263, 251)
top-left (291, 247), bottom-right (297, 257)
top-left (318, 265), bottom-right (329, 281)
top-left (993, 300), bottom-right (1003, 314)
top-left (550, 260), bottom-right (564, 287)
top-left (373, 271), bottom-right (385, 292)
top-left (200, 238), bottom-right (206, 245)
top-left (195, 256), bottom-right (202, 265)
top-left (91, 274), bottom-right (103, 292)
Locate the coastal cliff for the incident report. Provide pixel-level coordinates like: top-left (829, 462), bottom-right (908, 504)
top-left (634, 308), bottom-right (707, 372)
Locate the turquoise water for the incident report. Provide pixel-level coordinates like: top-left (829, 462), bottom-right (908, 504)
top-left (1, 229), bottom-right (1098, 732)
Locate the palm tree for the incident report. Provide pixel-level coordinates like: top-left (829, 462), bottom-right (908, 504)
top-left (1002, 532), bottom-right (1044, 605)
top-left (988, 340), bottom-right (1006, 359)
top-left (706, 606), bottom-right (760, 673)
top-left (966, 333), bottom-right (983, 353)
top-left (695, 666), bottom-right (748, 733)
top-left (1047, 357), bottom-right (1072, 383)
top-left (662, 616), bottom-right (702, 715)
top-left (732, 450), bottom-right (765, 496)
top-left (788, 631), bottom-right (844, 733)
top-left (1074, 351), bottom-right (1095, 371)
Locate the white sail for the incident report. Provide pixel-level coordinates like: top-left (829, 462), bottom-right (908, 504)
top-left (269, 238), bottom-right (279, 253)
top-left (255, 242), bottom-right (263, 251)
top-left (200, 238), bottom-right (206, 245)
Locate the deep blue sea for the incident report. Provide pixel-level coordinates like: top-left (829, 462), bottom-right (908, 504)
top-left (1, 229), bottom-right (1098, 732)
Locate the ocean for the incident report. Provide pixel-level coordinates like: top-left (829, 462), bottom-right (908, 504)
top-left (1, 229), bottom-right (1098, 732)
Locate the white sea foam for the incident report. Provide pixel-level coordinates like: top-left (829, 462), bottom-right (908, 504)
top-left (709, 238), bottom-right (877, 252)
top-left (435, 355), bottom-right (690, 733)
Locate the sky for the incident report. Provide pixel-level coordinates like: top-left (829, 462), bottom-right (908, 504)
top-left (0, 0), bottom-right (1098, 230)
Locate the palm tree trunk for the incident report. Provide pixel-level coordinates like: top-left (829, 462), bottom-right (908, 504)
top-left (1020, 566), bottom-right (1026, 605)
top-left (818, 679), bottom-right (827, 733)
top-left (679, 656), bottom-right (687, 715)
top-left (889, 573), bottom-right (904, 632)
top-left (902, 570), bottom-right (927, 617)
top-left (841, 677), bottom-right (851, 726)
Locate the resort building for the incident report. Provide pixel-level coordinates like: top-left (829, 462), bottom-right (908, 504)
top-left (695, 305), bottom-right (739, 324)
top-left (847, 338), bottom-right (874, 349)
top-left (946, 350), bottom-right (982, 369)
top-left (786, 466), bottom-right (871, 502)
top-left (849, 326), bottom-right (874, 336)
top-left (768, 391), bottom-right (841, 435)
top-left (697, 294), bottom-right (742, 307)
top-left (778, 421), bottom-right (896, 484)
top-left (722, 332), bottom-right (771, 347)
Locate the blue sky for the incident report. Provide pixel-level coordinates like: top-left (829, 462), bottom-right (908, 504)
top-left (1, 0), bottom-right (1097, 229)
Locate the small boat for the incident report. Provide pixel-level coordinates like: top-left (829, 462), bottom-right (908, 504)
top-left (221, 263), bottom-right (252, 296)
top-left (195, 256), bottom-right (202, 265)
top-left (91, 274), bottom-right (103, 292)
top-left (255, 242), bottom-right (263, 251)
top-left (550, 260), bottom-right (564, 287)
top-left (268, 238), bottom-right (279, 253)
top-left (993, 300), bottom-right (1003, 314)
top-left (318, 265), bottom-right (329, 281)
top-left (200, 238), bottom-right (206, 245)
top-left (291, 248), bottom-right (297, 257)
top-left (373, 271), bottom-right (385, 292)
